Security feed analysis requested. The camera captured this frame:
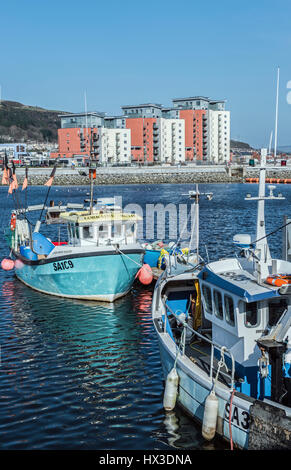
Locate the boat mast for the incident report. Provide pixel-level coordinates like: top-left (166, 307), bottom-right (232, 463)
top-left (89, 130), bottom-right (94, 215)
top-left (188, 184), bottom-right (212, 262)
top-left (255, 148), bottom-right (271, 268)
top-left (268, 130), bottom-right (273, 156)
top-left (194, 184), bottom-right (199, 260)
top-left (246, 147), bottom-right (284, 281)
top-left (274, 66), bottom-right (280, 165)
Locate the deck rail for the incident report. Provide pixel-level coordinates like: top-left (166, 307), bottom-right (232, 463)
top-left (162, 297), bottom-right (235, 390)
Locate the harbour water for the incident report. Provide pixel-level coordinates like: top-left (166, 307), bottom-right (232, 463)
top-left (0, 182), bottom-right (289, 450)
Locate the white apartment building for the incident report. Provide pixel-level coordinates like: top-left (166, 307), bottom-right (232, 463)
top-left (208, 110), bottom-right (230, 163)
top-left (99, 128), bottom-right (131, 165)
top-left (157, 118), bottom-right (185, 164)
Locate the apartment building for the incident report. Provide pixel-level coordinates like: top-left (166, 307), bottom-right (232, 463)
top-left (121, 104), bottom-right (162, 163)
top-left (121, 104), bottom-right (185, 164)
top-left (51, 112), bottom-right (130, 164)
top-left (99, 128), bottom-right (131, 165)
top-left (50, 96), bottom-right (230, 165)
top-left (156, 118), bottom-right (185, 164)
top-left (208, 109), bottom-right (230, 163)
top-left (171, 97), bottom-right (230, 163)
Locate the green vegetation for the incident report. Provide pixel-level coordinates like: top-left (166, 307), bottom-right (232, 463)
top-left (0, 100), bottom-right (68, 143)
top-left (230, 139), bottom-right (252, 149)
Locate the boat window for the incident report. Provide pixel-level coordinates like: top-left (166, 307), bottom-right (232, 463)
top-left (202, 285), bottom-right (212, 314)
top-left (268, 298), bottom-right (288, 327)
top-left (98, 224), bottom-right (108, 238)
top-left (213, 290), bottom-right (223, 320)
top-left (126, 224), bottom-right (135, 236)
top-left (225, 295), bottom-right (235, 326)
top-left (71, 223), bottom-right (76, 238)
top-left (243, 302), bottom-right (259, 327)
top-left (83, 225), bottom-right (94, 239)
top-left (111, 224), bottom-right (121, 237)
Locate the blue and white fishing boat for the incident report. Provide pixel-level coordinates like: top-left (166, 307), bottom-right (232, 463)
top-left (4, 196), bottom-right (144, 302)
top-left (152, 149), bottom-right (291, 450)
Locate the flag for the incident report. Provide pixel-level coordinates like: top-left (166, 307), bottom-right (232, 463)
top-left (8, 168), bottom-right (15, 194)
top-left (22, 166), bottom-right (28, 190)
top-left (44, 165), bottom-right (57, 187)
top-left (12, 161), bottom-right (18, 189)
top-left (2, 152), bottom-right (9, 185)
top-left (1, 167), bottom-right (8, 185)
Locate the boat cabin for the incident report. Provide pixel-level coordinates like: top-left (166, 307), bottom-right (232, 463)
top-left (197, 256), bottom-right (291, 398)
top-left (61, 210), bottom-right (140, 247)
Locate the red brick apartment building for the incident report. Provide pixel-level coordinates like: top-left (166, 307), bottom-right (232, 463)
top-left (50, 112), bottom-right (104, 160)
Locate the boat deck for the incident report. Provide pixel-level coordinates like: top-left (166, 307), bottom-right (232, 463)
top-left (184, 335), bottom-right (239, 388)
top-left (151, 267), bottom-right (163, 280)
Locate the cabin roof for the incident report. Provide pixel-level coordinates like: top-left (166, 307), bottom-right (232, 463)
top-left (60, 210), bottom-right (142, 224)
top-left (198, 265), bottom-right (280, 303)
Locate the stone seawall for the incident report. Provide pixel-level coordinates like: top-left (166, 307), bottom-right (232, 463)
top-left (11, 172), bottom-right (239, 186)
top-left (2, 166), bottom-right (291, 186)
top-left (1, 167), bottom-right (236, 186)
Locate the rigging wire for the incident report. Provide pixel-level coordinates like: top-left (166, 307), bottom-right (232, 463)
top-left (250, 219), bottom-right (291, 247)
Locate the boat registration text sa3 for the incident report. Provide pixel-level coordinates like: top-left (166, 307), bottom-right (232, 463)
top-left (224, 403), bottom-right (250, 430)
top-left (53, 260), bottom-right (74, 271)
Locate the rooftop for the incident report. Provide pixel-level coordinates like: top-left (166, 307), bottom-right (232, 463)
top-left (121, 103), bottom-right (163, 109)
top-left (59, 112), bottom-right (105, 118)
top-left (172, 96), bottom-right (226, 103)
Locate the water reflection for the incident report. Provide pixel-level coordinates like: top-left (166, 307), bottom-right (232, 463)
top-left (3, 182), bottom-right (288, 449)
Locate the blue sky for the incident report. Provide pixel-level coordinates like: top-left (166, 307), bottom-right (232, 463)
top-left (1, 0), bottom-right (291, 148)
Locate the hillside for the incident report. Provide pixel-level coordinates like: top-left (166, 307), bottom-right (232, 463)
top-left (230, 139), bottom-right (252, 150)
top-left (0, 100), bottom-right (68, 143)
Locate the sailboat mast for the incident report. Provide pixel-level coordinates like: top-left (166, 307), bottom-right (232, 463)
top-left (195, 184), bottom-right (199, 260)
top-left (274, 66), bottom-right (280, 164)
top-left (268, 130), bottom-right (273, 156)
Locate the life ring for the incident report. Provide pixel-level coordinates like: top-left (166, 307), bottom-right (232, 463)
top-left (266, 275), bottom-right (291, 287)
top-left (10, 213), bottom-right (16, 231)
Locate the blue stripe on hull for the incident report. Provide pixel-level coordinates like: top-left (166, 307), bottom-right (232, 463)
top-left (15, 252), bottom-right (143, 301)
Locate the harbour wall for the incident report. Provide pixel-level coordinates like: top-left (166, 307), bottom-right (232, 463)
top-left (2, 165), bottom-right (291, 186)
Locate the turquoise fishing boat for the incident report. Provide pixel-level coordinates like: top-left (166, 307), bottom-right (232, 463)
top-left (5, 198), bottom-right (144, 302)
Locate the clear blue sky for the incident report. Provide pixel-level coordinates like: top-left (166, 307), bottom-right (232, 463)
top-left (1, 0), bottom-right (291, 148)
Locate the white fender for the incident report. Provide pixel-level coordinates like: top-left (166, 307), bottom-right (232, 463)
top-left (202, 390), bottom-right (218, 440)
top-left (163, 368), bottom-right (179, 411)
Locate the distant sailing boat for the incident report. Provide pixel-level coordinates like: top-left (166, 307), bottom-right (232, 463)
top-left (274, 66), bottom-right (280, 163)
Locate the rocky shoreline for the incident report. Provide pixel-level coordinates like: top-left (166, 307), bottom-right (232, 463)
top-left (2, 166), bottom-right (291, 186)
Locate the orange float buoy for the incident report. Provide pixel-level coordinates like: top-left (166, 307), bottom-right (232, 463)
top-left (136, 264), bottom-right (153, 285)
top-left (1, 258), bottom-right (15, 271)
top-left (266, 275), bottom-right (291, 287)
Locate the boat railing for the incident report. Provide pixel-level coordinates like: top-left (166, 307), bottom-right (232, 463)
top-left (162, 298), bottom-right (235, 390)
